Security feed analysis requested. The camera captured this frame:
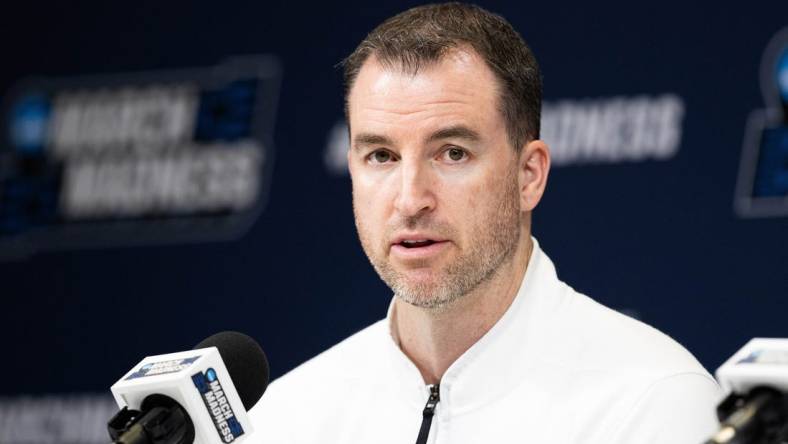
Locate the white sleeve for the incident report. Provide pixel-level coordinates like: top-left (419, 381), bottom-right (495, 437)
top-left (610, 372), bottom-right (724, 444)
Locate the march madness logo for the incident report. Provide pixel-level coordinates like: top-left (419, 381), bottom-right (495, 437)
top-left (0, 57), bottom-right (281, 258)
top-left (124, 356), bottom-right (201, 380)
top-left (734, 27), bottom-right (788, 217)
top-left (192, 367), bottom-right (244, 443)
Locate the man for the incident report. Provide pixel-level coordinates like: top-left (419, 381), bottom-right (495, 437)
top-left (251, 3), bottom-right (721, 443)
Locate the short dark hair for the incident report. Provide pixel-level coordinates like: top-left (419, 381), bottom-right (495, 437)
top-left (342, 2), bottom-right (542, 149)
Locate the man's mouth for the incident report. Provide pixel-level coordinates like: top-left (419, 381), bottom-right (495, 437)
top-left (390, 235), bottom-right (449, 259)
top-left (390, 233), bottom-right (450, 258)
top-left (399, 239), bottom-right (437, 249)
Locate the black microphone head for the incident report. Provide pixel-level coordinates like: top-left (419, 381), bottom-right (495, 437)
top-left (195, 331), bottom-right (269, 411)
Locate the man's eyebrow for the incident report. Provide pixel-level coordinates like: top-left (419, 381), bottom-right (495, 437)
top-left (426, 125), bottom-right (481, 144)
top-left (353, 133), bottom-right (393, 149)
top-left (351, 126), bottom-right (479, 150)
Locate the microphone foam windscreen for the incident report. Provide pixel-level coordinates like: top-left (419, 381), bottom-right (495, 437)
top-left (195, 331), bottom-right (270, 411)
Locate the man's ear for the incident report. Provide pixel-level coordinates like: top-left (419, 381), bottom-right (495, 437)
top-left (518, 139), bottom-right (551, 212)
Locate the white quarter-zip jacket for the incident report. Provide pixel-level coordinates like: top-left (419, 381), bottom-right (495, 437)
top-left (250, 239), bottom-right (722, 443)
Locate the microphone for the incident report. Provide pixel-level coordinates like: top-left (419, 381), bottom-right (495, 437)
top-left (705, 338), bottom-right (788, 444)
top-left (107, 331), bottom-right (269, 444)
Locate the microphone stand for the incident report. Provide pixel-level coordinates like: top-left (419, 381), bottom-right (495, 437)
top-left (706, 388), bottom-right (788, 444)
top-left (107, 395), bottom-right (195, 444)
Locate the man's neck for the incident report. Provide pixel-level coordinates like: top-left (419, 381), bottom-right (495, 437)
top-left (393, 235), bottom-right (534, 385)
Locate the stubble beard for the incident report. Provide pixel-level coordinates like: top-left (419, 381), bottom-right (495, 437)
top-left (354, 168), bottom-right (522, 310)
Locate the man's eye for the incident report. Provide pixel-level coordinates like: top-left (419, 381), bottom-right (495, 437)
top-left (443, 147), bottom-right (467, 162)
top-left (369, 150), bottom-right (394, 163)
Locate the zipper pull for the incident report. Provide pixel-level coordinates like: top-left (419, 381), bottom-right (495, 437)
top-left (424, 384), bottom-right (440, 414)
top-left (415, 384), bottom-right (440, 444)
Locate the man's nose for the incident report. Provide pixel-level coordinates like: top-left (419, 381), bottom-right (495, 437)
top-left (394, 159), bottom-right (436, 218)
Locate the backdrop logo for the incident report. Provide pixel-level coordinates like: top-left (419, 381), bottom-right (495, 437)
top-left (0, 394), bottom-right (117, 444)
top-left (192, 368), bottom-right (244, 443)
top-left (735, 27), bottom-right (788, 218)
top-left (0, 57), bottom-right (281, 258)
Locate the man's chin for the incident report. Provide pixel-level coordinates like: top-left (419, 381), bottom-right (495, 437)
top-left (395, 289), bottom-right (458, 310)
top-left (391, 275), bottom-right (461, 309)
top-left (375, 262), bottom-right (458, 307)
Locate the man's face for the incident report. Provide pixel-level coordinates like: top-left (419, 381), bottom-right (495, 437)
top-left (347, 49), bottom-right (524, 308)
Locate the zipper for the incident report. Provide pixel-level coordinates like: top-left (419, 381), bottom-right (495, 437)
top-left (415, 384), bottom-right (440, 444)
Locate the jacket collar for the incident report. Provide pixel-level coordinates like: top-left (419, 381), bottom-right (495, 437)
top-left (383, 237), bottom-right (566, 414)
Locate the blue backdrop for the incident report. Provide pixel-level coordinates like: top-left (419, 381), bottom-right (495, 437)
top-left (0, 0), bottom-right (786, 401)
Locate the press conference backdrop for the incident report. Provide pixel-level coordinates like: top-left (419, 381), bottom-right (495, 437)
top-left (0, 1), bottom-right (786, 442)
